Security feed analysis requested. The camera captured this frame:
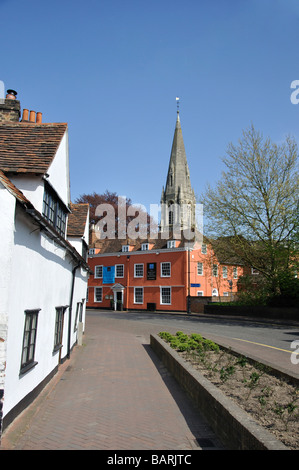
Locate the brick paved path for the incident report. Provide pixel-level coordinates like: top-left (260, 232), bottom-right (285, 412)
top-left (1, 312), bottom-right (224, 450)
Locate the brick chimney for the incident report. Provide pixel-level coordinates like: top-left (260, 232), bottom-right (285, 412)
top-left (0, 90), bottom-right (21, 123)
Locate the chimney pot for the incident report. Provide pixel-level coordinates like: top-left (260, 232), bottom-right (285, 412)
top-left (22, 109), bottom-right (29, 121)
top-left (36, 112), bottom-right (42, 124)
top-left (29, 110), bottom-right (36, 122)
top-left (6, 89), bottom-right (17, 100)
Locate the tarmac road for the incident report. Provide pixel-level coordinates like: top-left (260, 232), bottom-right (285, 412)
top-left (91, 309), bottom-right (299, 379)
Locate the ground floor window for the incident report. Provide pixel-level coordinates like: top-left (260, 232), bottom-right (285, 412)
top-left (20, 309), bottom-right (40, 373)
top-left (54, 306), bottom-right (66, 352)
top-left (94, 287), bottom-right (103, 302)
top-left (160, 287), bottom-right (171, 305)
top-left (74, 301), bottom-right (84, 331)
top-left (134, 287), bottom-right (143, 304)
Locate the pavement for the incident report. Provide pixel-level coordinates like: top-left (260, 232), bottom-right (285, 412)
top-left (0, 311), bottom-right (224, 451)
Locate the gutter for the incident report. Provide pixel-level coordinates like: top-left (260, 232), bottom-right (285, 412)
top-left (67, 263), bottom-right (80, 359)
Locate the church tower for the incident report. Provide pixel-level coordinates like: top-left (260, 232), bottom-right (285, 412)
top-left (160, 107), bottom-right (196, 236)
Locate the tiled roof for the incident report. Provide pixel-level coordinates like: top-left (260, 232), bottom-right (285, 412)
top-left (67, 203), bottom-right (89, 237)
top-left (0, 122), bottom-right (67, 174)
top-left (91, 230), bottom-right (202, 253)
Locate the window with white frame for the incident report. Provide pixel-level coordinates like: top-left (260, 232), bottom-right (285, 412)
top-left (134, 287), bottom-right (143, 304)
top-left (134, 263), bottom-right (144, 277)
top-left (213, 264), bottom-right (218, 277)
top-left (197, 291), bottom-right (204, 296)
top-left (197, 262), bottom-right (203, 275)
top-left (167, 240), bottom-right (176, 248)
top-left (141, 243), bottom-right (149, 251)
top-left (201, 244), bottom-right (207, 254)
top-left (161, 262), bottom-right (171, 277)
top-left (251, 267), bottom-right (259, 275)
top-left (116, 264), bottom-right (124, 277)
top-left (94, 287), bottom-right (102, 302)
top-left (95, 265), bottom-right (103, 278)
top-left (161, 287), bottom-right (171, 304)
top-left (223, 292), bottom-right (229, 296)
top-left (122, 245), bottom-right (129, 252)
top-left (222, 266), bottom-right (227, 278)
top-left (89, 248), bottom-right (95, 255)
top-left (233, 267), bottom-right (238, 279)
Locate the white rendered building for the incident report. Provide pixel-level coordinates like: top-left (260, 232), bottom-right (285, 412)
top-left (0, 91), bottom-right (90, 436)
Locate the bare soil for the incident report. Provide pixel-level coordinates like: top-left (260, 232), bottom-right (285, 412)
top-left (178, 347), bottom-right (299, 450)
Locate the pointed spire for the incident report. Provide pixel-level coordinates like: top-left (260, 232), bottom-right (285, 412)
top-left (160, 103), bottom-right (196, 233)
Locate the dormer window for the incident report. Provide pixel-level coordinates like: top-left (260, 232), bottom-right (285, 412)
top-left (122, 245), bottom-right (129, 252)
top-left (42, 182), bottom-right (67, 237)
top-left (141, 243), bottom-right (149, 251)
top-left (167, 240), bottom-right (176, 249)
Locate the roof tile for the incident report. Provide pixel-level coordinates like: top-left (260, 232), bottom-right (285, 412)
top-left (0, 122), bottom-right (67, 174)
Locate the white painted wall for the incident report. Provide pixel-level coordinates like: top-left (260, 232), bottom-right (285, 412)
top-left (3, 206), bottom-right (86, 416)
top-left (47, 130), bottom-right (70, 208)
top-left (9, 175), bottom-right (44, 214)
top-left (0, 185), bottom-right (15, 391)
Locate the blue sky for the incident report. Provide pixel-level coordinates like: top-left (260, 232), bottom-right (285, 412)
top-left (1, 0), bottom-right (299, 214)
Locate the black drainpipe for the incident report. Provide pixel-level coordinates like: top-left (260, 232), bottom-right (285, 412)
top-left (67, 263), bottom-right (80, 359)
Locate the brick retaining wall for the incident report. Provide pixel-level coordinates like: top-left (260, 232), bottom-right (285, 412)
top-left (150, 334), bottom-right (288, 450)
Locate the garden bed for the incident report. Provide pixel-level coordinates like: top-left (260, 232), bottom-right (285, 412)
top-left (156, 331), bottom-right (298, 450)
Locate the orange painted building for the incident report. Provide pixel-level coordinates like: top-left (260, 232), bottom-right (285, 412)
top-left (87, 236), bottom-right (243, 312)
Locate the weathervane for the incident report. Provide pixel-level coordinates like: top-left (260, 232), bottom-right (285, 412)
top-left (176, 96), bottom-right (180, 114)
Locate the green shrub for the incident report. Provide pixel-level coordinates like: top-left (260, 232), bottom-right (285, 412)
top-left (159, 331), bottom-right (220, 353)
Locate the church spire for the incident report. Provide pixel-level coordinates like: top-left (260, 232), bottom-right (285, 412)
top-left (160, 103), bottom-right (196, 234)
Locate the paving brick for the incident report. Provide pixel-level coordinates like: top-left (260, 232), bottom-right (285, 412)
top-left (1, 312), bottom-right (224, 450)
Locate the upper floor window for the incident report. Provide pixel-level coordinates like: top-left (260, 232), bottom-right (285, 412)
top-left (122, 245), bottom-right (130, 252)
top-left (233, 267), bottom-right (238, 279)
top-left (161, 262), bottom-right (171, 277)
top-left (116, 264), bottom-right (124, 277)
top-left (197, 262), bottom-right (203, 275)
top-left (201, 244), bottom-right (207, 254)
top-left (213, 264), bottom-right (218, 277)
top-left (82, 240), bottom-right (88, 261)
top-left (95, 265), bottom-right (103, 278)
top-left (222, 266), bottom-right (228, 278)
top-left (251, 267), bottom-right (259, 275)
top-left (141, 243), bottom-right (149, 251)
top-left (134, 264), bottom-right (144, 278)
top-left (42, 183), bottom-right (67, 237)
top-left (167, 240), bottom-right (176, 249)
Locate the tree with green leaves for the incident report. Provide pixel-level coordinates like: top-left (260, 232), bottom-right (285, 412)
top-left (200, 125), bottom-right (299, 298)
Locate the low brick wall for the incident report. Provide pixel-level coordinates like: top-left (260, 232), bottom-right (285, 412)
top-left (203, 304), bottom-right (299, 321)
top-left (150, 334), bottom-right (288, 450)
